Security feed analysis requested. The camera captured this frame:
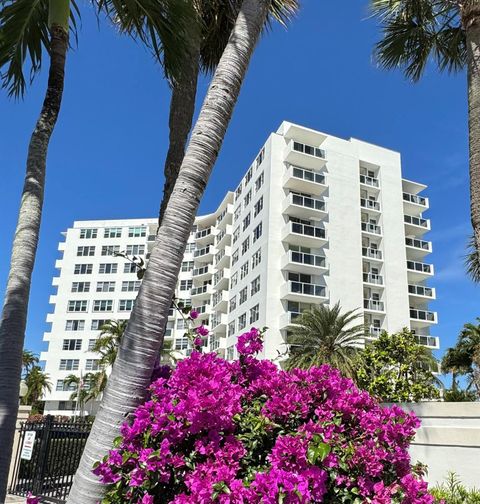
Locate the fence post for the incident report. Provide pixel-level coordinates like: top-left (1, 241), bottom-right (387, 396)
top-left (32, 415), bottom-right (54, 496)
top-left (7, 405), bottom-right (32, 490)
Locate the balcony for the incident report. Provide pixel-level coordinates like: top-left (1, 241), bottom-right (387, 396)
top-left (367, 326), bottom-right (382, 338)
top-left (360, 198), bottom-right (381, 213)
top-left (405, 237), bottom-right (432, 259)
top-left (282, 221), bottom-right (327, 248)
top-left (213, 268), bottom-right (230, 290)
top-left (283, 193), bottom-right (327, 220)
top-left (212, 290), bottom-right (228, 312)
top-left (216, 205), bottom-right (233, 230)
top-left (281, 250), bottom-right (328, 275)
top-left (191, 284), bottom-right (213, 301)
top-left (403, 192), bottom-right (429, 215)
top-left (211, 313), bottom-right (228, 333)
top-left (361, 222), bottom-right (382, 236)
top-left (284, 139), bottom-right (327, 170)
top-left (195, 227), bottom-right (215, 246)
top-left (364, 299), bottom-right (385, 312)
top-left (359, 174), bottom-right (380, 190)
top-left (215, 246), bottom-right (231, 269)
top-left (193, 304), bottom-right (211, 315)
top-left (363, 273), bottom-right (384, 285)
top-left (281, 280), bottom-right (327, 303)
top-left (216, 225), bottom-right (232, 249)
top-left (414, 334), bottom-right (439, 349)
top-left (283, 165), bottom-right (327, 196)
top-left (408, 284), bottom-right (436, 300)
top-left (279, 311), bottom-right (303, 329)
top-left (362, 247), bottom-right (383, 262)
top-left (410, 308), bottom-right (437, 325)
top-left (192, 264), bottom-right (214, 283)
top-left (407, 260), bottom-right (434, 281)
top-left (194, 244), bottom-right (216, 264)
top-left (404, 214), bottom-right (430, 236)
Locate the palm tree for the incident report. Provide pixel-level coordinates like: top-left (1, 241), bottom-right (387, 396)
top-left (157, 0), bottom-right (298, 225)
top-left (64, 373), bottom-right (101, 416)
top-left (93, 320), bottom-right (127, 367)
top-left (23, 366), bottom-right (52, 412)
top-left (283, 302), bottom-right (365, 377)
top-left (371, 0), bottom-right (480, 263)
top-left (0, 3), bottom-right (191, 498)
top-left (68, 2), bottom-right (273, 502)
top-left (465, 234), bottom-right (480, 282)
top-left (22, 350), bottom-right (39, 377)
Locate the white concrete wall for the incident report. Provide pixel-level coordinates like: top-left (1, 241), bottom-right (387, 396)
top-left (393, 402), bottom-right (480, 487)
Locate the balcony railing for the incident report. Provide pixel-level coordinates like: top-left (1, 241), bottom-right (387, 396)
top-left (215, 249), bottom-right (226, 264)
top-left (360, 198), bottom-right (380, 211)
top-left (195, 228), bottom-right (212, 240)
top-left (290, 166), bottom-right (325, 185)
top-left (292, 141), bottom-right (326, 159)
top-left (288, 281), bottom-right (326, 297)
top-left (404, 214), bottom-right (429, 228)
top-left (290, 250), bottom-right (326, 268)
top-left (368, 326), bottom-right (382, 337)
top-left (193, 265), bottom-right (211, 277)
top-left (361, 222), bottom-right (382, 235)
top-left (191, 285), bottom-right (210, 296)
top-left (217, 208), bottom-right (228, 225)
top-left (193, 305), bottom-right (209, 314)
top-left (364, 299), bottom-right (385, 311)
top-left (194, 245), bottom-right (212, 258)
top-left (213, 269), bottom-right (228, 285)
top-left (407, 261), bottom-right (432, 274)
top-left (290, 193), bottom-right (326, 212)
top-left (405, 237), bottom-right (431, 251)
top-left (360, 174), bottom-right (379, 188)
top-left (362, 247), bottom-right (383, 260)
top-left (408, 284), bottom-right (434, 298)
top-left (410, 309), bottom-right (436, 322)
top-left (363, 273), bottom-right (384, 285)
top-left (416, 335), bottom-right (438, 347)
top-left (403, 192), bottom-right (427, 206)
top-left (291, 222), bottom-right (326, 240)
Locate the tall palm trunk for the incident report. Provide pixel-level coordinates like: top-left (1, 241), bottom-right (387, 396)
top-left (67, 1), bottom-right (269, 502)
top-left (0, 3), bottom-right (69, 500)
top-left (158, 45), bottom-right (201, 226)
top-left (465, 3), bottom-right (480, 262)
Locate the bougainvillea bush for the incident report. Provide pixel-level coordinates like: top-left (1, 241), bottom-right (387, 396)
top-left (93, 327), bottom-right (435, 503)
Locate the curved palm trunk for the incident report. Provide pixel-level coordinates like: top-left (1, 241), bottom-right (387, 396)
top-left (0, 12), bottom-right (69, 501)
top-left (465, 5), bottom-right (480, 263)
top-left (67, 1), bottom-right (269, 502)
top-left (158, 46), bottom-right (201, 226)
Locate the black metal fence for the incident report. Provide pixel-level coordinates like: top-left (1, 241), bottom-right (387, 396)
top-left (8, 416), bottom-right (92, 503)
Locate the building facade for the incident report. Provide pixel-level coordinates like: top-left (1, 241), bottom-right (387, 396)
top-left (40, 122), bottom-right (437, 415)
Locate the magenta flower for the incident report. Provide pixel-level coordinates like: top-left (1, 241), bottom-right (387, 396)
top-left (26, 493), bottom-right (40, 504)
top-left (193, 337), bottom-right (203, 347)
top-left (189, 310), bottom-right (199, 320)
top-left (196, 325), bottom-right (209, 337)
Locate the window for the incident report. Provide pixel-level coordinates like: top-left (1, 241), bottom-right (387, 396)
top-left (253, 222), bottom-right (263, 243)
top-left (242, 213), bottom-right (251, 231)
top-left (234, 206), bottom-right (242, 223)
top-left (185, 243), bottom-right (196, 253)
top-left (251, 276), bottom-right (260, 296)
top-left (231, 272), bottom-right (238, 288)
top-left (165, 321), bottom-right (174, 337)
top-left (104, 227), bottom-right (122, 238)
top-left (99, 263), bottom-right (118, 274)
top-left (58, 401), bottom-right (75, 411)
top-left (80, 228), bottom-right (97, 239)
top-left (56, 380), bottom-right (77, 392)
top-left (124, 263), bottom-right (137, 274)
top-left (62, 339), bottom-right (82, 351)
top-left (128, 226), bottom-right (146, 237)
top-left (67, 300), bottom-right (88, 312)
top-left (118, 299), bottom-right (134, 312)
top-left (88, 339), bottom-right (96, 351)
top-left (74, 264), bottom-right (92, 275)
top-left (232, 249), bottom-right (239, 266)
top-left (243, 189), bottom-right (252, 208)
top-left (238, 313), bottom-right (246, 331)
top-left (91, 319), bottom-right (109, 330)
top-left (59, 359), bottom-right (79, 371)
top-left (228, 321), bottom-right (236, 337)
top-left (85, 359), bottom-right (101, 371)
top-left (254, 196), bottom-right (263, 217)
top-left (126, 244), bottom-right (145, 256)
top-left (71, 282), bottom-right (90, 293)
top-left (175, 338), bottom-right (189, 350)
top-left (245, 167), bottom-right (253, 185)
top-left (121, 281), bottom-right (141, 292)
top-left (241, 237), bottom-right (250, 255)
top-left (65, 320), bottom-right (85, 331)
top-left (235, 183), bottom-right (243, 201)
top-left (233, 227), bottom-right (240, 244)
top-left (180, 280), bottom-right (193, 291)
top-left (96, 281), bottom-right (115, 293)
top-left (181, 261), bottom-right (194, 272)
top-left (177, 319), bottom-right (187, 330)
top-left (239, 287), bottom-right (247, 305)
top-left (101, 245), bottom-right (120, 256)
top-left (77, 246), bottom-right (95, 257)
top-left (252, 248), bottom-right (262, 269)
top-left (93, 300), bottom-right (113, 312)
top-left (240, 262), bottom-right (249, 280)
top-left (255, 172), bottom-right (264, 193)
top-left (250, 304), bottom-right (259, 324)
top-left (230, 295), bottom-right (237, 312)
top-left (256, 147), bottom-right (265, 168)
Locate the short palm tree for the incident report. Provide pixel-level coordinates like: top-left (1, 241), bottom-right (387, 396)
top-left (23, 366), bottom-right (52, 410)
top-left (371, 0), bottom-right (480, 264)
top-left (64, 373), bottom-right (100, 416)
top-left (92, 320), bottom-right (127, 368)
top-left (22, 350), bottom-right (39, 377)
top-left (465, 234), bottom-right (480, 282)
top-left (283, 302), bottom-right (365, 378)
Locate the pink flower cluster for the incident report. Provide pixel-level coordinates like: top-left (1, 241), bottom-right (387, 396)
top-left (94, 328), bottom-right (435, 503)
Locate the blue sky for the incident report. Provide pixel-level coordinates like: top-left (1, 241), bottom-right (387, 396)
top-left (0, 0), bottom-right (477, 360)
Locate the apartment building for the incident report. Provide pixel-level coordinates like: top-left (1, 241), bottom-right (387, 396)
top-left (40, 121), bottom-right (437, 415)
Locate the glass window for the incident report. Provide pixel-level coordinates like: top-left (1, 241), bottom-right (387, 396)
top-left (250, 304), bottom-right (259, 324)
top-left (228, 321), bottom-right (236, 337)
top-left (254, 196), bottom-right (263, 217)
top-left (67, 300), bottom-right (88, 312)
top-left (79, 228), bottom-right (97, 239)
top-left (93, 300), bottom-right (113, 312)
top-left (239, 287), bottom-right (247, 305)
top-left (77, 246), bottom-right (95, 257)
top-left (91, 319), bottom-right (109, 330)
top-left (180, 280), bottom-right (193, 291)
top-left (240, 262), bottom-right (249, 280)
top-left (255, 172), bottom-right (264, 193)
top-left (234, 206), bottom-right (242, 223)
top-left (71, 282), bottom-right (90, 293)
top-left (99, 263), bottom-right (118, 274)
top-left (229, 295), bottom-right (237, 312)
top-left (251, 275), bottom-right (260, 296)
top-left (74, 264), bottom-right (92, 275)
top-left (118, 299), bottom-right (134, 312)
top-left (126, 244), bottom-right (145, 256)
top-left (233, 226), bottom-right (240, 244)
top-left (185, 243), bottom-right (196, 253)
top-left (88, 339), bottom-right (96, 351)
top-left (104, 227), bottom-right (122, 238)
top-left (85, 359), bottom-right (101, 371)
top-left (252, 248), bottom-right (262, 269)
top-left (121, 281), bottom-right (141, 292)
top-left (96, 281), bottom-right (116, 292)
top-left (241, 237), bottom-right (250, 255)
top-left (62, 339), bottom-right (82, 351)
top-left (253, 222), bottom-right (263, 243)
top-left (232, 249), bottom-right (239, 266)
top-left (238, 314), bottom-right (246, 331)
top-left (242, 213), bottom-right (251, 231)
top-left (245, 167), bottom-right (253, 185)
top-left (101, 245), bottom-right (120, 256)
top-left (231, 273), bottom-right (238, 288)
top-left (124, 263), bottom-right (137, 274)
top-left (59, 359), bottom-right (79, 371)
top-left (65, 320), bottom-right (85, 331)
top-left (175, 338), bottom-right (189, 350)
top-left (128, 226), bottom-right (146, 237)
top-left (243, 189), bottom-right (252, 208)
top-left (181, 261), bottom-right (194, 272)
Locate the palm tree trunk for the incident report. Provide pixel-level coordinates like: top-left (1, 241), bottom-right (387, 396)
top-left (0, 6), bottom-right (69, 500)
top-left (67, 1), bottom-right (270, 502)
top-left (465, 4), bottom-right (480, 262)
top-left (158, 46), bottom-right (201, 226)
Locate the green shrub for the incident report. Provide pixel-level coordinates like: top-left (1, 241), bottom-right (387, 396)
top-left (430, 473), bottom-right (480, 503)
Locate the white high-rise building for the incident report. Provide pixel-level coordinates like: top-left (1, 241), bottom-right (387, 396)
top-left (40, 122), bottom-right (438, 415)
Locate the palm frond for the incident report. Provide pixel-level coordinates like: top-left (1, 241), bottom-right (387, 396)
top-left (465, 234), bottom-right (480, 283)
